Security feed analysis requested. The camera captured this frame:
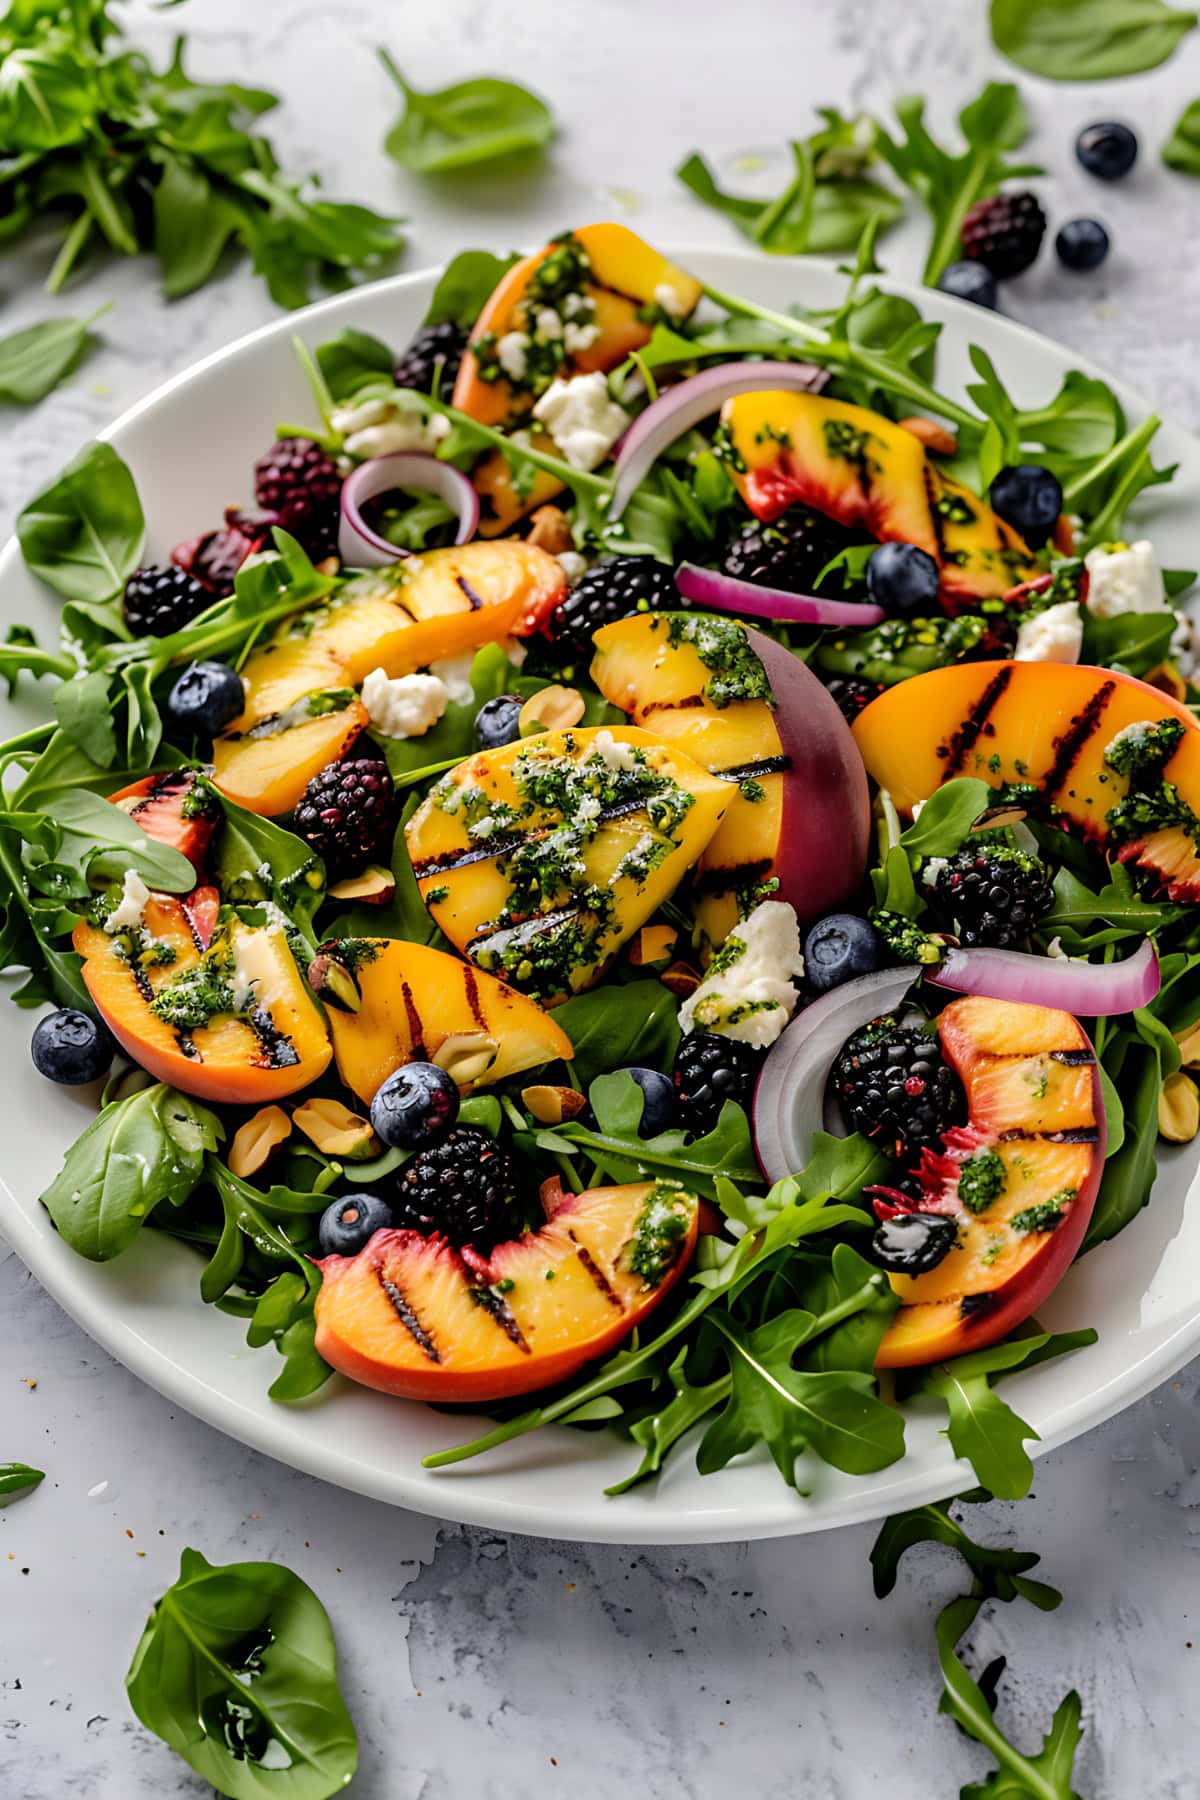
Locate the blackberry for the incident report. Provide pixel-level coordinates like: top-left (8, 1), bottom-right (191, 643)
top-left (393, 1126), bottom-right (518, 1248)
top-left (547, 555), bottom-right (677, 658)
top-left (929, 844), bottom-right (1053, 950)
top-left (394, 319), bottom-right (468, 394)
top-left (673, 1031), bottom-right (762, 1134)
top-left (255, 437), bottom-right (342, 544)
top-left (292, 756), bottom-right (396, 880)
top-left (123, 564), bottom-right (210, 638)
top-left (172, 511), bottom-right (274, 597)
top-left (723, 506), bottom-right (848, 593)
top-left (823, 674), bottom-right (882, 723)
top-left (961, 192), bottom-right (1047, 278)
top-left (833, 1017), bottom-right (964, 1162)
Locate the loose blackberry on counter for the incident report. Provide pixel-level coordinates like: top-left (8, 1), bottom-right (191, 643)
top-left (673, 1031), bottom-right (762, 1135)
top-left (961, 191), bottom-right (1046, 278)
top-left (393, 1125), bottom-right (518, 1249)
top-left (122, 564), bottom-right (211, 638)
top-left (722, 506), bottom-right (850, 593)
top-left (394, 319), bottom-right (468, 394)
top-left (927, 843), bottom-right (1054, 949)
top-left (292, 755), bottom-right (396, 881)
top-left (833, 1017), bottom-right (965, 1163)
top-left (547, 555), bottom-right (677, 659)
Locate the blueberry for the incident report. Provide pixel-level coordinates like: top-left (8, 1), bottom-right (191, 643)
top-left (318, 1191), bottom-right (394, 1257)
top-left (1055, 218), bottom-right (1110, 273)
top-left (866, 541), bottom-right (941, 617)
top-left (1076, 122), bottom-right (1137, 182)
top-left (803, 913), bottom-right (884, 996)
top-left (626, 1066), bottom-right (676, 1136)
top-left (370, 1060), bottom-right (459, 1149)
top-left (936, 261), bottom-right (998, 310)
top-left (869, 1211), bottom-right (958, 1275)
top-left (167, 660), bottom-right (245, 735)
top-left (31, 1007), bottom-right (115, 1085)
top-left (475, 693), bottom-right (523, 750)
top-left (988, 464), bottom-right (1064, 550)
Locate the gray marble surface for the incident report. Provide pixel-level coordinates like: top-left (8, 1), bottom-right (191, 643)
top-left (2, 2), bottom-right (1200, 1794)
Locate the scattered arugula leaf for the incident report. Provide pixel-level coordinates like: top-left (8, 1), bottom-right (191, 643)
top-left (0, 1462), bottom-right (45, 1505)
top-left (992, 0), bottom-right (1197, 81)
top-left (1163, 96), bottom-right (1200, 173)
top-left (871, 1492), bottom-right (1062, 1606)
top-left (0, 308), bottom-right (106, 404)
top-left (380, 51), bottom-right (555, 173)
top-left (937, 1595), bottom-right (1084, 1798)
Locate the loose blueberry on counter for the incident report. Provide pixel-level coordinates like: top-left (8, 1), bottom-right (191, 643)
top-left (475, 693), bottom-right (524, 751)
top-left (626, 1067), bottom-right (676, 1136)
top-left (803, 913), bottom-right (884, 995)
top-left (166, 660), bottom-right (245, 735)
top-left (869, 1211), bottom-right (958, 1275)
top-left (936, 261), bottom-right (998, 310)
top-left (865, 541), bottom-right (941, 617)
top-left (988, 464), bottom-right (1063, 550)
top-left (1056, 218), bottom-right (1110, 273)
top-left (370, 1060), bottom-right (459, 1149)
top-left (318, 1191), bottom-right (394, 1257)
top-left (1076, 121), bottom-right (1137, 181)
top-left (31, 1008), bottom-right (115, 1085)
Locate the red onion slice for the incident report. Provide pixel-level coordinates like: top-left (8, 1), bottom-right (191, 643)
top-left (338, 453), bottom-right (480, 568)
top-left (609, 360), bottom-right (828, 523)
top-left (676, 562), bottom-right (885, 627)
top-left (934, 938), bottom-right (1160, 1016)
top-left (753, 966), bottom-right (921, 1186)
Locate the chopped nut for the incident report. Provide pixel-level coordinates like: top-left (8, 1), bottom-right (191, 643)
top-left (522, 1084), bottom-right (587, 1125)
top-left (971, 803), bottom-right (1029, 833)
top-left (292, 1097), bottom-right (379, 1159)
top-left (898, 416), bottom-right (957, 457)
top-left (1158, 1070), bottom-right (1199, 1143)
top-left (1175, 1019), bottom-right (1200, 1068)
top-left (308, 952), bottom-right (361, 1014)
top-left (229, 1105), bottom-right (292, 1178)
top-left (630, 925), bottom-right (678, 967)
top-left (315, 555), bottom-right (341, 576)
top-left (527, 505), bottom-right (574, 556)
top-left (328, 865), bottom-right (396, 905)
top-left (660, 961), bottom-right (701, 998)
top-left (432, 1032), bottom-right (500, 1086)
top-left (519, 685), bottom-right (587, 736)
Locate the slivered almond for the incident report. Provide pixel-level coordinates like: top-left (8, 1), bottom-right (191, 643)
top-left (292, 1097), bottom-right (379, 1159)
top-left (1175, 1020), bottom-right (1200, 1068)
top-left (898, 416), bottom-right (957, 457)
top-left (519, 685), bottom-right (586, 736)
top-left (432, 1032), bottom-right (500, 1085)
top-left (630, 925), bottom-right (678, 967)
top-left (328, 865), bottom-right (396, 905)
top-left (522, 1084), bottom-right (587, 1126)
top-left (527, 505), bottom-right (574, 555)
top-left (1158, 1070), bottom-right (1199, 1143)
top-left (660, 961), bottom-right (701, 998)
top-left (229, 1105), bottom-right (292, 1178)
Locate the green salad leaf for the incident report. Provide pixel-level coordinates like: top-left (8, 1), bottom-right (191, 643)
top-left (126, 1548), bottom-right (358, 1800)
top-left (550, 980), bottom-right (681, 1091)
top-left (1163, 95), bottom-right (1200, 172)
top-left (380, 51), bottom-right (555, 173)
top-left (0, 310), bottom-right (105, 405)
top-left (0, 1462), bottom-right (45, 1505)
top-left (314, 327), bottom-right (396, 403)
top-left (17, 440), bottom-right (144, 607)
top-left (424, 248), bottom-right (521, 327)
top-left (937, 1596), bottom-right (1084, 1797)
top-left (992, 0), bottom-right (1197, 80)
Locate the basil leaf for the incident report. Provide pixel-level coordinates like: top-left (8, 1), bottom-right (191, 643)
top-left (126, 1548), bottom-right (358, 1800)
top-left (53, 669), bottom-right (118, 767)
top-left (992, 0), bottom-right (1197, 80)
top-left (210, 785), bottom-right (326, 946)
top-left (0, 311), bottom-right (103, 405)
top-left (17, 441), bottom-right (145, 605)
top-left (0, 1462), bottom-right (45, 1506)
top-left (36, 787), bottom-right (195, 893)
top-left (380, 53), bottom-right (555, 173)
top-left (315, 326), bottom-right (396, 402)
top-left (40, 1085), bottom-right (220, 1261)
top-left (1164, 95), bottom-right (1200, 172)
top-left (424, 248), bottom-right (520, 327)
top-left (899, 776), bottom-right (992, 857)
top-left (551, 980), bottom-right (681, 1090)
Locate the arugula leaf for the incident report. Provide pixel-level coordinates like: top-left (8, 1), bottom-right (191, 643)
top-left (533, 1071), bottom-right (760, 1200)
top-left (1163, 96), bottom-right (1200, 173)
top-left (937, 1595), bottom-right (1084, 1798)
top-left (17, 440), bottom-right (144, 606)
top-left (550, 980), bottom-right (681, 1091)
top-left (605, 1348), bottom-right (730, 1496)
top-left (0, 309), bottom-right (104, 404)
top-left (40, 1085), bottom-right (220, 1261)
top-left (0, 1462), bottom-right (45, 1505)
top-left (871, 1497), bottom-right (1054, 1602)
top-left (424, 248), bottom-right (521, 328)
top-left (126, 1547), bottom-right (358, 1800)
top-left (1084, 1029), bottom-right (1164, 1248)
top-left (992, 0), bottom-right (1196, 80)
top-left (380, 51), bottom-right (555, 173)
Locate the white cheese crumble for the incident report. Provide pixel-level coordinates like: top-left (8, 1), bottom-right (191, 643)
top-left (496, 330), bottom-right (530, 382)
top-left (532, 372), bottom-right (631, 473)
top-left (921, 855), bottom-right (949, 890)
top-left (360, 667), bottom-right (449, 738)
top-left (104, 869), bottom-right (151, 934)
top-left (556, 549), bottom-right (588, 585)
top-left (1014, 600), bottom-right (1084, 665)
top-left (563, 320), bottom-right (602, 354)
top-left (229, 930), bottom-right (286, 1014)
top-left (680, 900), bottom-right (805, 1049)
top-left (654, 282), bottom-right (688, 319)
top-left (1083, 539), bottom-right (1166, 619)
top-left (535, 307), bottom-right (563, 340)
top-left (590, 728), bottom-right (640, 772)
top-left (428, 651), bottom-right (476, 708)
top-left (331, 397), bottom-right (449, 461)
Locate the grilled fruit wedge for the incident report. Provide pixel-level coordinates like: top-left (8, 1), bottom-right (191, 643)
top-left (876, 996), bottom-right (1105, 1369)
top-left (852, 660), bottom-right (1200, 899)
top-left (74, 897), bottom-right (330, 1103)
top-left (312, 937), bottom-right (573, 1103)
top-left (314, 1178), bottom-right (699, 1402)
top-left (211, 542), bottom-right (566, 815)
top-left (720, 391), bottom-right (1039, 602)
top-left (107, 771), bottom-right (219, 877)
top-left (405, 725), bottom-right (729, 998)
top-left (590, 614), bottom-right (869, 948)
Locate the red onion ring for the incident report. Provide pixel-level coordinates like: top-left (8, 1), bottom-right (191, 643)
top-left (933, 938), bottom-right (1160, 1016)
top-left (609, 360), bottom-right (828, 522)
top-left (676, 562), bottom-right (885, 628)
top-left (338, 453), bottom-right (480, 568)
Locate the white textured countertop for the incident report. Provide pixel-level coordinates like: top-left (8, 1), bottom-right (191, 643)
top-left (2, 2), bottom-right (1200, 1794)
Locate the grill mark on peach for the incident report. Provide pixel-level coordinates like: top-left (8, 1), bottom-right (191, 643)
top-left (1044, 681), bottom-right (1116, 798)
top-left (960, 1292), bottom-right (998, 1322)
top-left (692, 857), bottom-right (772, 894)
top-left (455, 574), bottom-right (485, 611)
top-left (995, 1126), bottom-right (1100, 1144)
top-left (411, 796), bottom-right (649, 877)
top-left (569, 1233), bottom-right (623, 1310)
top-left (398, 981), bottom-right (428, 1059)
top-left (711, 755), bottom-right (792, 783)
top-left (467, 904), bottom-right (581, 959)
top-left (462, 965), bottom-right (487, 1031)
top-left (924, 464), bottom-right (948, 565)
top-left (640, 695), bottom-right (707, 716)
top-left (470, 1285), bottom-right (530, 1352)
top-left (377, 1268), bottom-right (440, 1361)
top-left (1051, 1048), bottom-right (1096, 1066)
top-left (937, 667), bottom-right (1013, 775)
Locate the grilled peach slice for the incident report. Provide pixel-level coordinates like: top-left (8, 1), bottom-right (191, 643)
top-left (314, 1178), bottom-right (699, 1402)
top-left (876, 996), bottom-right (1104, 1369)
top-left (852, 660), bottom-right (1200, 898)
top-left (404, 725), bottom-right (729, 998)
top-left (107, 770), bottom-right (219, 877)
top-left (313, 937), bottom-right (573, 1103)
top-left (591, 614), bottom-right (869, 947)
top-left (211, 694), bottom-right (370, 818)
top-left (720, 391), bottom-right (1039, 603)
top-left (74, 898), bottom-right (330, 1103)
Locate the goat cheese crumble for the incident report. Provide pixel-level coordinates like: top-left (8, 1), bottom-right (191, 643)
top-left (1014, 600), bottom-right (1084, 664)
top-left (654, 282), bottom-right (688, 319)
top-left (679, 900), bottom-right (805, 1049)
top-left (361, 667), bottom-right (449, 738)
top-left (1084, 539), bottom-right (1166, 618)
top-left (104, 868), bottom-right (151, 933)
top-left (496, 331), bottom-right (531, 382)
top-left (590, 728), bottom-right (640, 772)
top-left (428, 651), bottom-right (476, 707)
top-left (532, 372), bottom-right (631, 472)
top-left (331, 397), bottom-right (449, 461)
